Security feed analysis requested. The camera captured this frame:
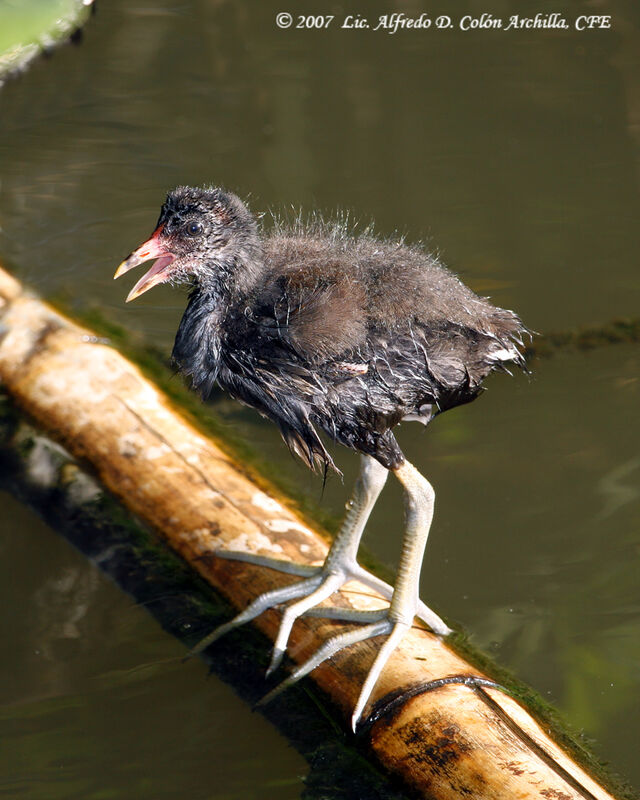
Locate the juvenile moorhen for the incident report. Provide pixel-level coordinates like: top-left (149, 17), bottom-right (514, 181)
top-left (115, 186), bottom-right (527, 729)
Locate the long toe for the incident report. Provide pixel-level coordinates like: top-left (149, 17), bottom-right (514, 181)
top-left (257, 619), bottom-right (391, 708)
top-left (351, 621), bottom-right (409, 730)
top-left (214, 550), bottom-right (320, 578)
top-left (258, 615), bottom-right (410, 732)
top-left (188, 574), bottom-right (323, 657)
top-left (266, 572), bottom-right (343, 675)
top-left (416, 600), bottom-right (452, 636)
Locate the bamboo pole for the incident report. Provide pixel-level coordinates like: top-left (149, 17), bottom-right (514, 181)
top-left (0, 265), bottom-right (620, 800)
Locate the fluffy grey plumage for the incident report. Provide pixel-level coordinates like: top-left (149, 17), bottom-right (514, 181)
top-left (115, 185), bottom-right (529, 728)
top-left (121, 185), bottom-right (527, 471)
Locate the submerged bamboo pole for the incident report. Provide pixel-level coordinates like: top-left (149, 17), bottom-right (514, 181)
top-left (0, 264), bottom-right (620, 800)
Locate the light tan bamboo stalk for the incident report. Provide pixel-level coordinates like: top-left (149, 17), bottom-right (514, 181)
top-left (0, 264), bottom-right (619, 800)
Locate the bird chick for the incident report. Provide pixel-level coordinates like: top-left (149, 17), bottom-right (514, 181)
top-left (115, 185), bottom-right (527, 729)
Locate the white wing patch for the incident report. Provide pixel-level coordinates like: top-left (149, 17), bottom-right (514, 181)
top-left (489, 347), bottom-right (519, 362)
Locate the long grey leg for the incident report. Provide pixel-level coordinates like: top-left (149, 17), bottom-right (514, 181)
top-left (188, 455), bottom-right (387, 659)
top-left (300, 456), bottom-right (449, 635)
top-left (190, 454), bottom-right (450, 731)
top-left (388, 460), bottom-right (436, 624)
top-left (201, 455), bottom-right (387, 580)
top-left (322, 454), bottom-right (389, 571)
top-left (263, 457), bottom-right (446, 731)
top-left (266, 454), bottom-right (389, 672)
top-left (351, 458), bottom-right (437, 726)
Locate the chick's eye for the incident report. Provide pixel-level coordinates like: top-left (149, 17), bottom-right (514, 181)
top-left (185, 221), bottom-right (203, 237)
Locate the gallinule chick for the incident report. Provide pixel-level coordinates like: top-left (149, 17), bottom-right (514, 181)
top-left (115, 186), bottom-right (527, 729)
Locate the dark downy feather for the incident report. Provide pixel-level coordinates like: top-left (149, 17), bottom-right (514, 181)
top-left (164, 187), bottom-right (528, 472)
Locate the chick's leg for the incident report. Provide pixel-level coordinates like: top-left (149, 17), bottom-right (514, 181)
top-left (189, 455), bottom-right (390, 657)
top-left (190, 457), bottom-right (450, 731)
top-left (261, 459), bottom-right (443, 730)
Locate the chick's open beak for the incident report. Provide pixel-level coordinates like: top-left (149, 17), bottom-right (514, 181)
top-left (114, 226), bottom-right (176, 302)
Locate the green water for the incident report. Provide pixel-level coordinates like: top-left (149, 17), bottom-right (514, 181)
top-left (0, 0), bottom-right (638, 796)
top-left (0, 0), bottom-right (90, 78)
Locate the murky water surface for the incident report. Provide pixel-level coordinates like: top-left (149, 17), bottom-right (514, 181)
top-left (0, 492), bottom-right (306, 798)
top-left (0, 0), bottom-right (639, 795)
